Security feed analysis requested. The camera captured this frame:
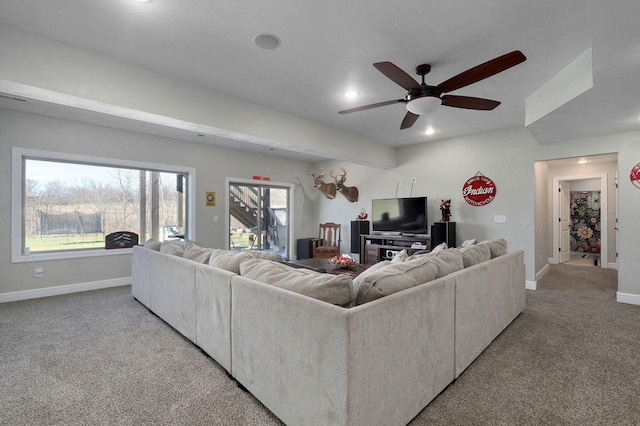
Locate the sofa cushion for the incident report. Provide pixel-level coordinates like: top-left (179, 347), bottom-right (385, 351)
top-left (239, 258), bottom-right (354, 306)
top-left (478, 239), bottom-right (508, 258)
top-left (143, 239), bottom-right (162, 251)
top-left (354, 256), bottom-right (439, 305)
top-left (160, 240), bottom-right (188, 256)
top-left (431, 249), bottom-right (464, 278)
top-left (182, 245), bottom-right (214, 263)
top-left (456, 244), bottom-right (491, 268)
top-left (209, 249), bottom-right (255, 274)
top-left (243, 250), bottom-right (283, 261)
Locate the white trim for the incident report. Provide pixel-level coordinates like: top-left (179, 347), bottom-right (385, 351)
top-left (11, 147), bottom-right (196, 263)
top-left (536, 263), bottom-right (550, 282)
top-left (617, 292), bottom-right (640, 306)
top-left (526, 280), bottom-right (537, 291)
top-left (552, 174), bottom-right (608, 268)
top-left (0, 277), bottom-right (130, 304)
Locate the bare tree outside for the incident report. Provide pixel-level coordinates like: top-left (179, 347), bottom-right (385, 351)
top-left (24, 159), bottom-right (186, 252)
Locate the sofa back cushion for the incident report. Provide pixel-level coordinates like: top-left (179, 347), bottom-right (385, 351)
top-left (182, 245), bottom-right (214, 264)
top-left (431, 249), bottom-right (464, 278)
top-left (209, 249), bottom-right (255, 274)
top-left (353, 256), bottom-right (439, 305)
top-left (243, 250), bottom-right (283, 262)
top-left (143, 239), bottom-right (162, 251)
top-left (478, 239), bottom-right (508, 258)
top-left (239, 258), bottom-right (354, 306)
top-left (160, 240), bottom-right (188, 256)
top-left (457, 244), bottom-right (491, 268)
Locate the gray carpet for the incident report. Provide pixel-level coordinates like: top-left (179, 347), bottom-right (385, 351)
top-left (1, 264), bottom-right (638, 425)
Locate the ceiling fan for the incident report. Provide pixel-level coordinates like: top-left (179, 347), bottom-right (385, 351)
top-left (339, 50), bottom-right (526, 129)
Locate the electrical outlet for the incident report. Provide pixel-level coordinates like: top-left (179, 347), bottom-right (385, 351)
top-left (34, 268), bottom-right (43, 278)
top-left (494, 215), bottom-right (507, 223)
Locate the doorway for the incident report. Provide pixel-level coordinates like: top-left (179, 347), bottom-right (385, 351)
top-left (552, 173), bottom-right (608, 268)
top-left (226, 178), bottom-right (293, 259)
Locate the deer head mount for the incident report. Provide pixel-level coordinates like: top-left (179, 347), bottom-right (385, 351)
top-left (330, 167), bottom-right (359, 202)
top-left (307, 166), bottom-right (336, 199)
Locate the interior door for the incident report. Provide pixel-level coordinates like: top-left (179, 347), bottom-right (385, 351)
top-left (559, 181), bottom-right (571, 263)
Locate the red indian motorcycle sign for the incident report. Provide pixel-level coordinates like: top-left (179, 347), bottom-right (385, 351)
top-left (631, 163), bottom-right (640, 189)
top-left (462, 175), bottom-right (497, 206)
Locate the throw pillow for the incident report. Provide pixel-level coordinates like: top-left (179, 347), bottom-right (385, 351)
top-left (391, 249), bottom-right (409, 263)
top-left (353, 256), bottom-right (438, 305)
top-left (459, 238), bottom-right (477, 248)
top-left (239, 258), bottom-right (354, 306)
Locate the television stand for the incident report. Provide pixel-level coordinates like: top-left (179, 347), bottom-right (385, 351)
top-left (360, 234), bottom-right (431, 265)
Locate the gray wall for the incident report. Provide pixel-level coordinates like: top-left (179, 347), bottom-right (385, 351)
top-left (0, 109), bottom-right (319, 295)
top-left (313, 127), bottom-right (640, 300)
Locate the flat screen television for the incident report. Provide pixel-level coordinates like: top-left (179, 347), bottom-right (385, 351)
top-left (371, 197), bottom-right (428, 235)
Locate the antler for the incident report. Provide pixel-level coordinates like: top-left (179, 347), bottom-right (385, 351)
top-left (307, 167), bottom-right (315, 177)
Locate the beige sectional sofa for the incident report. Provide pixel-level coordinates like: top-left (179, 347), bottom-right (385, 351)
top-left (131, 239), bottom-right (525, 426)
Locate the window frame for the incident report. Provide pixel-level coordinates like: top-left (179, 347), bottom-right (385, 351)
top-left (11, 147), bottom-right (196, 263)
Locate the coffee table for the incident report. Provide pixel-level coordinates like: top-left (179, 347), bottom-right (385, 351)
top-left (291, 257), bottom-right (371, 278)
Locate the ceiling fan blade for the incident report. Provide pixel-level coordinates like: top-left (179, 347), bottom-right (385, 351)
top-left (441, 95), bottom-right (500, 110)
top-left (338, 99), bottom-right (405, 114)
top-left (373, 62), bottom-right (421, 91)
top-left (436, 50), bottom-right (526, 93)
top-left (400, 111), bottom-right (419, 129)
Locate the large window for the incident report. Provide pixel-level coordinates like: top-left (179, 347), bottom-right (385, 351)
top-left (12, 148), bottom-right (195, 262)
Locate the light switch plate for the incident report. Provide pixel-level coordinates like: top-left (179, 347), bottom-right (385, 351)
top-left (494, 215), bottom-right (507, 223)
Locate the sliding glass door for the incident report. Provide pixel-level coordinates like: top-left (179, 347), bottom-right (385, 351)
top-left (228, 180), bottom-right (291, 260)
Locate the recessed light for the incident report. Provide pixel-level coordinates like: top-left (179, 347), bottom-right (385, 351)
top-left (135, 0), bottom-right (152, 3)
top-left (345, 91), bottom-right (359, 98)
top-left (578, 159), bottom-right (587, 164)
top-left (254, 33), bottom-right (281, 50)
top-left (424, 128), bottom-right (435, 135)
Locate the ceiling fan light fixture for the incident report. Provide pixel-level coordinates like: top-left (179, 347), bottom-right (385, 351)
top-left (406, 96), bottom-right (441, 115)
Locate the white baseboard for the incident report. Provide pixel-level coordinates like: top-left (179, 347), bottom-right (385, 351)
top-left (525, 280), bottom-right (537, 291)
top-left (0, 277), bottom-right (131, 304)
top-left (536, 264), bottom-right (550, 282)
top-left (617, 292), bottom-right (640, 306)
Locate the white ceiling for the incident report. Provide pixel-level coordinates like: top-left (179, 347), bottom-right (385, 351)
top-left (1, 0), bottom-right (639, 161)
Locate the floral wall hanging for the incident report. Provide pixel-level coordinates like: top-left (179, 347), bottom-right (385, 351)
top-left (570, 191), bottom-right (601, 254)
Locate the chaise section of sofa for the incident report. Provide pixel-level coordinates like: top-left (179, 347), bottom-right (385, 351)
top-left (230, 273), bottom-right (456, 426)
top-left (131, 245), bottom-right (234, 371)
top-left (453, 250), bottom-right (525, 377)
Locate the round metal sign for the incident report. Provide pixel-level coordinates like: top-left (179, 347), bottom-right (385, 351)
top-left (631, 162), bottom-right (640, 189)
top-left (462, 175), bottom-right (497, 206)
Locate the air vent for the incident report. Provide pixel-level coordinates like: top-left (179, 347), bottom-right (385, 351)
top-left (0, 93), bottom-right (27, 102)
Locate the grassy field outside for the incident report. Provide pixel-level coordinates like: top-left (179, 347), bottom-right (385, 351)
top-left (26, 234), bottom-right (106, 252)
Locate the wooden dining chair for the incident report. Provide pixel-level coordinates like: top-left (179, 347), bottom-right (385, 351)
top-left (313, 222), bottom-right (341, 258)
